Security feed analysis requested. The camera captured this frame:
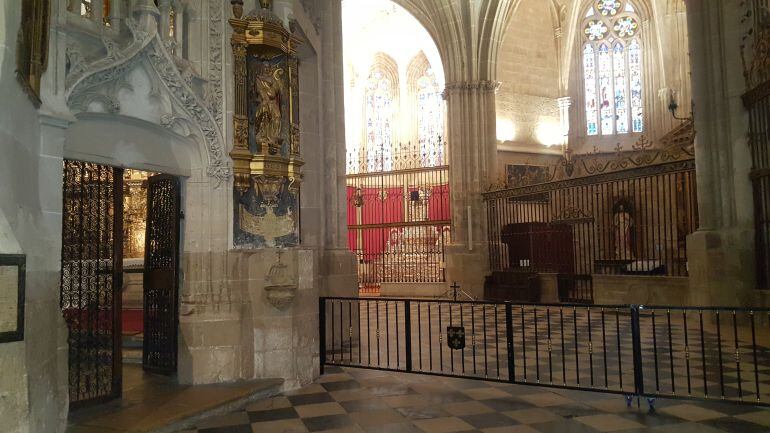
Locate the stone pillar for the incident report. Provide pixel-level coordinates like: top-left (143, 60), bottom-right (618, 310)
top-left (443, 81), bottom-right (498, 297)
top-left (109, 0), bottom-right (124, 30)
top-left (684, 0), bottom-right (756, 306)
top-left (320, 0), bottom-right (358, 297)
top-left (157, 0), bottom-right (171, 39)
top-left (91, 0), bottom-right (104, 24)
top-left (557, 96), bottom-right (571, 143)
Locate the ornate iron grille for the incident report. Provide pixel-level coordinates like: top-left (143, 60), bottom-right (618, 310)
top-left (484, 160), bottom-right (698, 303)
top-left (745, 83), bottom-right (770, 290)
top-left (321, 297), bottom-right (770, 409)
top-left (60, 160), bottom-right (123, 408)
top-left (743, 0), bottom-right (770, 289)
top-left (142, 174), bottom-right (180, 374)
top-left (347, 162), bottom-right (450, 295)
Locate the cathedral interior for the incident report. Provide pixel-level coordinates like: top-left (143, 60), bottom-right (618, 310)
top-left (2, 0), bottom-right (770, 433)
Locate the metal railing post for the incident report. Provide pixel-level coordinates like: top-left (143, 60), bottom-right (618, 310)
top-left (505, 302), bottom-right (514, 383)
top-left (319, 297), bottom-right (326, 375)
top-left (630, 305), bottom-right (644, 397)
top-left (405, 300), bottom-right (412, 372)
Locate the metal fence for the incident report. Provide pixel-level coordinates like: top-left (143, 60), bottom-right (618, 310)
top-left (321, 297), bottom-right (770, 407)
top-left (482, 159), bottom-right (698, 303)
top-left (744, 67), bottom-right (770, 291)
top-left (346, 143), bottom-right (450, 294)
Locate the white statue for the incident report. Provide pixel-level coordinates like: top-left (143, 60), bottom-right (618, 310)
top-left (614, 204), bottom-right (634, 259)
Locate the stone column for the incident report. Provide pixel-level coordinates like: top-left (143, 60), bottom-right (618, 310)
top-left (91, 0), bottom-right (104, 24)
top-left (109, 0), bottom-right (123, 30)
top-left (157, 0), bottom-right (171, 39)
top-left (557, 96), bottom-right (571, 142)
top-left (443, 81), bottom-right (498, 297)
top-left (320, 0), bottom-right (358, 296)
top-left (684, 0), bottom-right (756, 306)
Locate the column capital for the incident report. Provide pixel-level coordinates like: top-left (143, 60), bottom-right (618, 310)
top-left (443, 80), bottom-right (501, 98)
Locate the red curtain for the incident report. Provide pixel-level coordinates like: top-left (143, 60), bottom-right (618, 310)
top-left (359, 187), bottom-right (403, 260)
top-left (346, 184), bottom-right (450, 260)
top-left (429, 184), bottom-right (450, 221)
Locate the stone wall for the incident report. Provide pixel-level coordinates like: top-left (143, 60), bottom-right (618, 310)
top-left (0, 2), bottom-right (69, 433)
top-left (495, 0), bottom-right (561, 147)
top-left (593, 275), bottom-right (690, 306)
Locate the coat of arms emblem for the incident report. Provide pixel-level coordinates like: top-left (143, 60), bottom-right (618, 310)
top-left (446, 326), bottom-right (465, 350)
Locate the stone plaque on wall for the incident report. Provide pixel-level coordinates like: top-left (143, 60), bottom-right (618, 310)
top-left (0, 255), bottom-right (25, 343)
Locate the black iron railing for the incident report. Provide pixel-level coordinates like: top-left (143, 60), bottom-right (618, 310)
top-left (482, 159), bottom-right (698, 303)
top-left (321, 297), bottom-right (770, 407)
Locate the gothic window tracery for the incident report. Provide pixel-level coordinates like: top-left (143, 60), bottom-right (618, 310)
top-left (365, 57), bottom-right (398, 172)
top-left (582, 0), bottom-right (643, 136)
top-left (413, 64), bottom-right (444, 166)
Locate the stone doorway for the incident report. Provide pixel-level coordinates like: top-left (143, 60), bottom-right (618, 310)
top-left (60, 161), bottom-right (182, 410)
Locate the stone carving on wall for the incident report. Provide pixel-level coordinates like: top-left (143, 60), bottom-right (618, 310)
top-left (16, 0), bottom-right (50, 107)
top-left (208, 0), bottom-right (224, 126)
top-left (230, 0), bottom-right (304, 248)
top-left (65, 7), bottom-right (231, 184)
top-left (506, 164), bottom-right (550, 187)
top-left (263, 250), bottom-right (297, 310)
top-left (741, 1), bottom-right (770, 90)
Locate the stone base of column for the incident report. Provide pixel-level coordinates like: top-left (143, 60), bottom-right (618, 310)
top-left (444, 244), bottom-right (489, 299)
top-left (686, 228), bottom-right (757, 307)
top-left (321, 248), bottom-right (359, 297)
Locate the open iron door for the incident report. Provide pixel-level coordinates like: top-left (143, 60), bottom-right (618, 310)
top-left (61, 161), bottom-right (124, 409)
top-left (143, 174), bottom-right (181, 374)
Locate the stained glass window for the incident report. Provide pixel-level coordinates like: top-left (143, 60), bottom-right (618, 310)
top-left (596, 0), bottom-right (621, 16)
top-left (613, 43), bottom-right (628, 134)
top-left (584, 45), bottom-right (598, 136)
top-left (582, 0), bottom-right (643, 135)
top-left (598, 43), bottom-right (613, 135)
top-left (365, 69), bottom-right (395, 171)
top-left (629, 39), bottom-right (643, 132)
top-left (416, 70), bottom-right (444, 166)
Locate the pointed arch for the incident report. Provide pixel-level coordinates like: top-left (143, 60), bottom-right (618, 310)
top-left (406, 51), bottom-right (445, 165)
top-left (364, 52), bottom-right (399, 172)
top-left (577, 0), bottom-right (646, 136)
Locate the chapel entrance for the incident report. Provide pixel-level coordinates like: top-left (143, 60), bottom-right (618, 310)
top-left (60, 161), bottom-right (181, 409)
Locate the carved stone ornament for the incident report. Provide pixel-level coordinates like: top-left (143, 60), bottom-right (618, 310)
top-left (65, 9), bottom-right (231, 185)
top-left (229, 0), bottom-right (304, 192)
top-left (263, 250), bottom-right (297, 310)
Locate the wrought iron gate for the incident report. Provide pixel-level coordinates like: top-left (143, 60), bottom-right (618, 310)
top-left (346, 144), bottom-right (450, 294)
top-left (60, 160), bottom-right (123, 408)
top-left (321, 297), bottom-right (770, 408)
top-left (484, 158), bottom-right (698, 304)
top-left (142, 174), bottom-right (181, 374)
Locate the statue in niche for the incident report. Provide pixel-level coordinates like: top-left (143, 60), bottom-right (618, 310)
top-left (254, 66), bottom-right (285, 154)
top-left (613, 201), bottom-right (635, 260)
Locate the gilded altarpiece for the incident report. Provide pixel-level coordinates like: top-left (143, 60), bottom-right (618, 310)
top-left (229, 1), bottom-right (303, 248)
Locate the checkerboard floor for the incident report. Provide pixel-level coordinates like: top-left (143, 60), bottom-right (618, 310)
top-left (182, 366), bottom-right (770, 433)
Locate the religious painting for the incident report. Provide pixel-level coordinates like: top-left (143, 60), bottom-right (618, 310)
top-left (232, 53), bottom-right (300, 248)
top-left (0, 255), bottom-right (25, 343)
top-left (506, 164), bottom-right (550, 187)
top-left (16, 0), bottom-right (50, 107)
top-left (230, 2), bottom-right (303, 249)
top-left (234, 177), bottom-right (299, 248)
top-left (248, 55), bottom-right (290, 157)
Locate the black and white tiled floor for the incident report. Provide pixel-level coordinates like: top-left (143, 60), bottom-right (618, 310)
top-left (182, 366), bottom-right (770, 433)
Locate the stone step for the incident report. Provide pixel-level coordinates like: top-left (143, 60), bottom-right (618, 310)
top-left (66, 368), bottom-right (284, 433)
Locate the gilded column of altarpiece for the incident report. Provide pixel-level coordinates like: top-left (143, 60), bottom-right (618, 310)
top-left (229, 0), bottom-right (303, 248)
